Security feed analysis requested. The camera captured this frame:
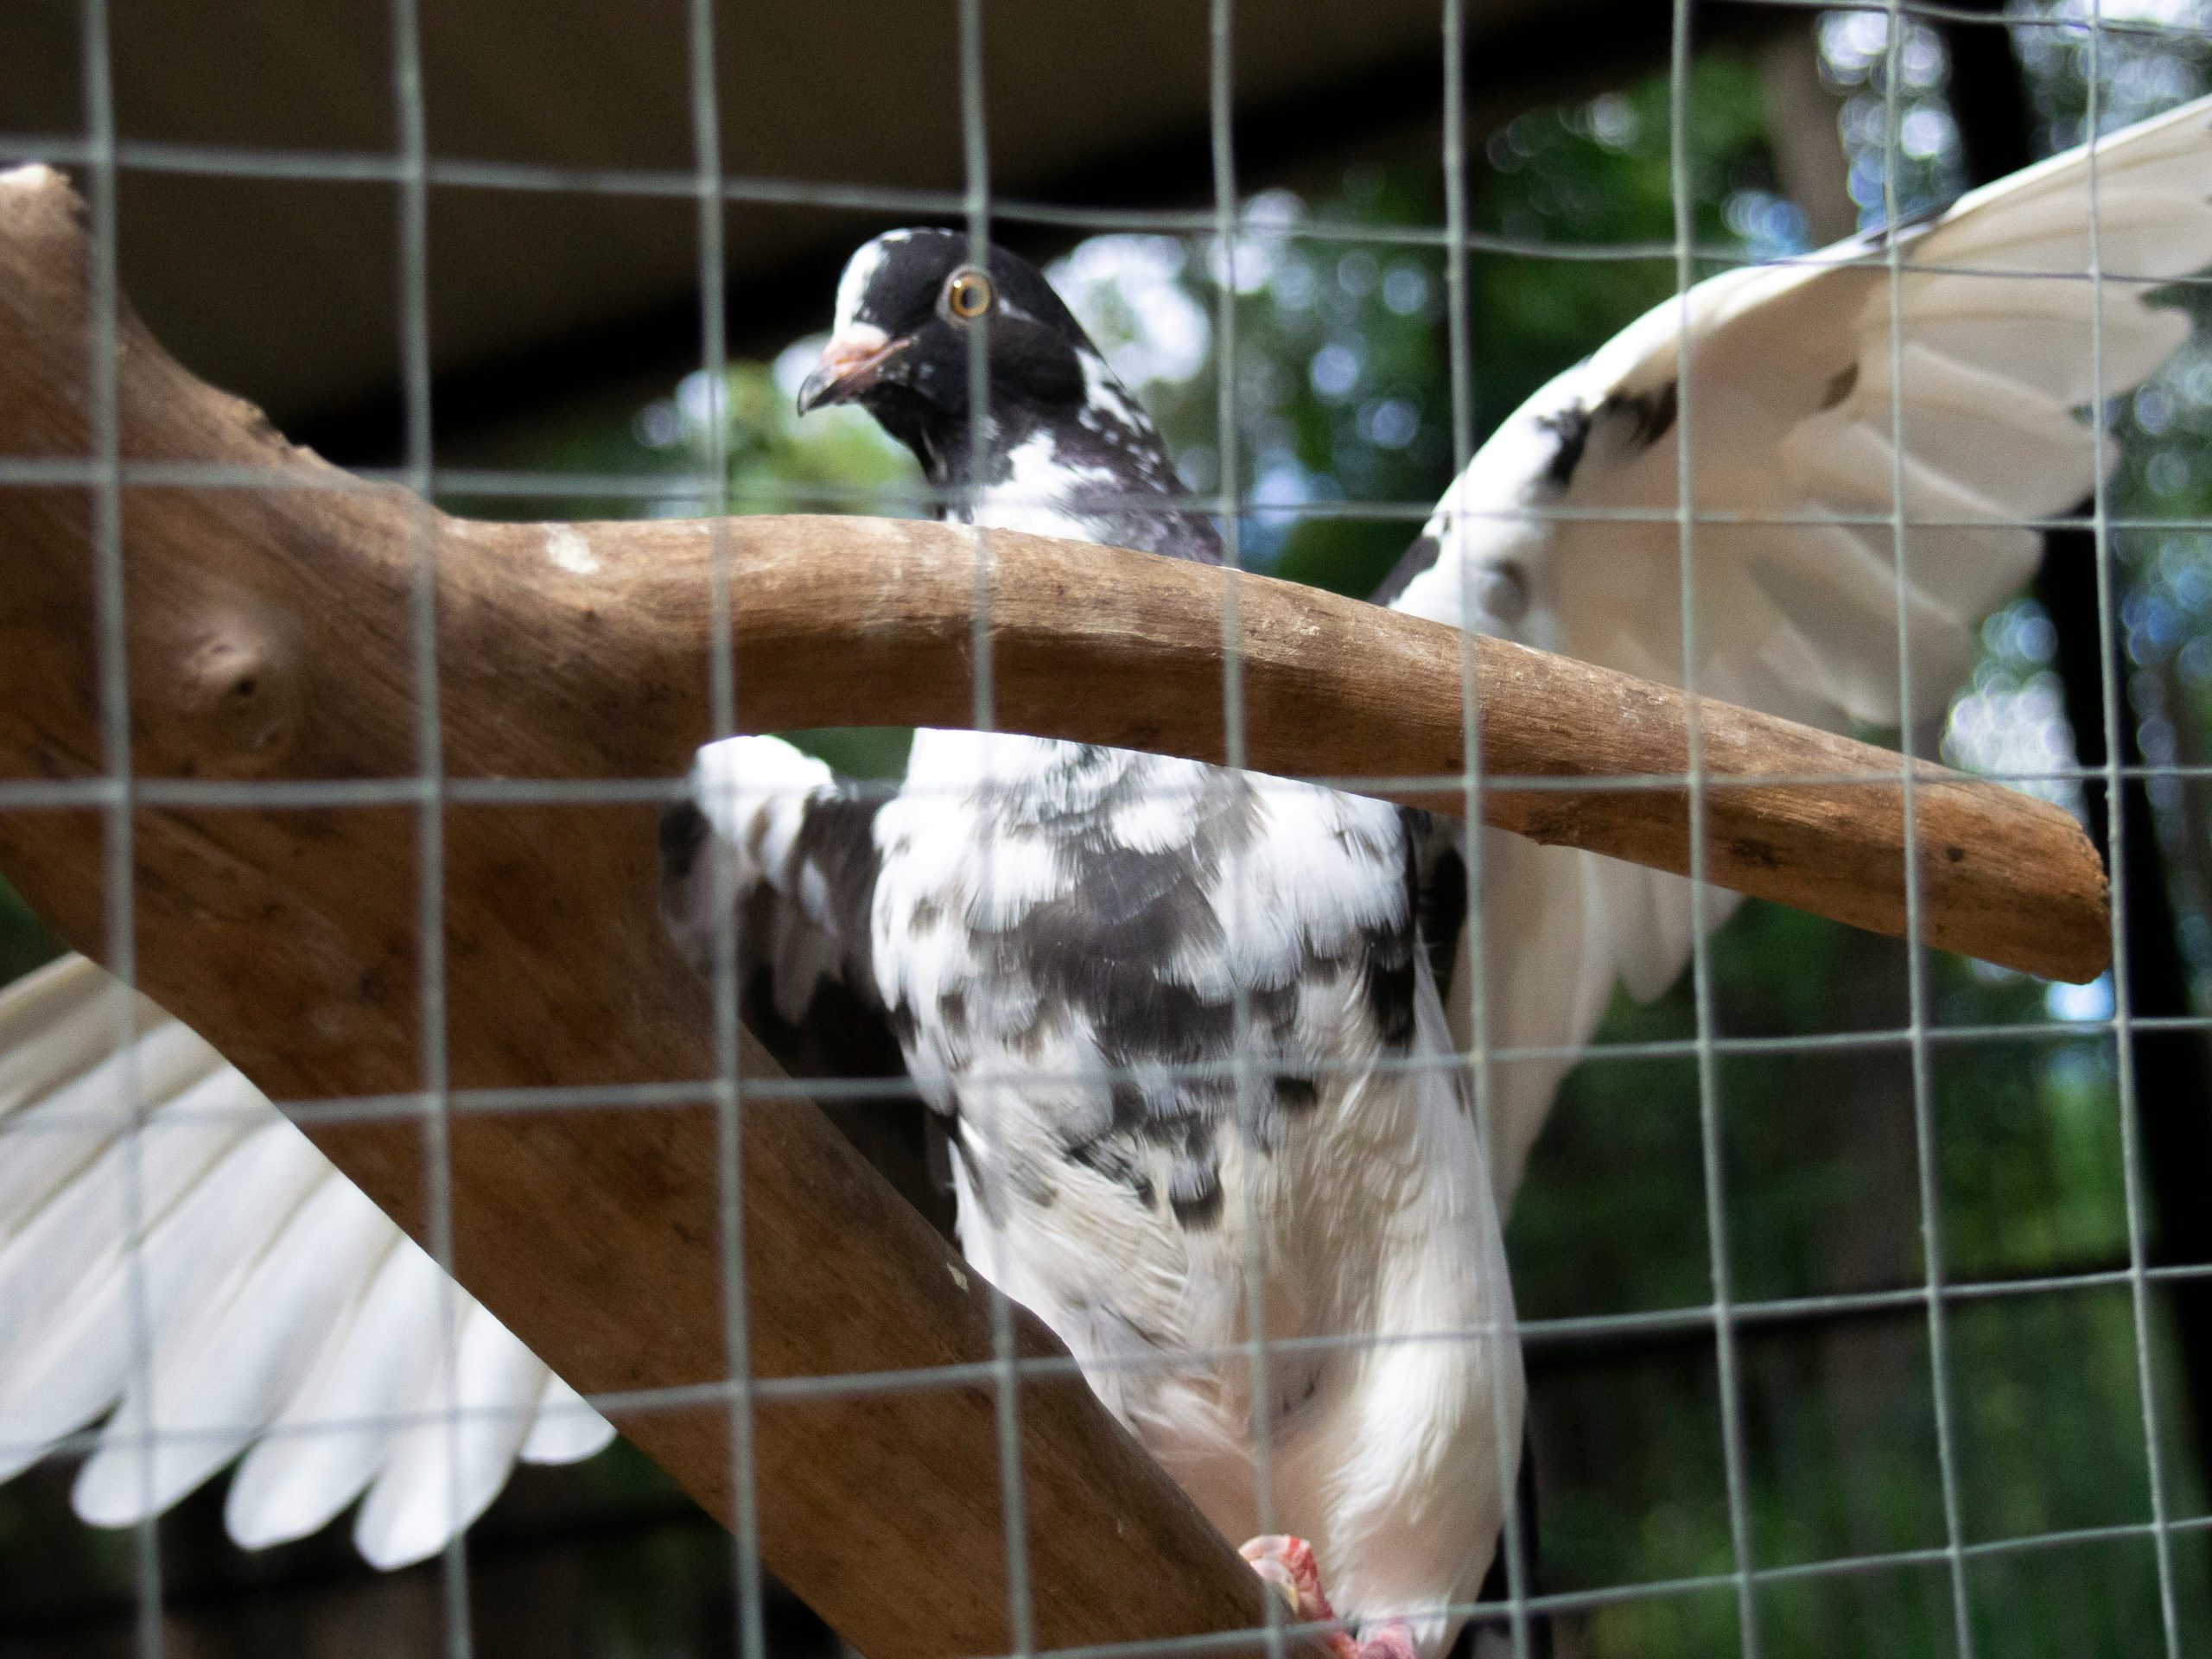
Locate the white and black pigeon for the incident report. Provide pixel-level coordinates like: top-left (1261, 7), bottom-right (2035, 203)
top-left (667, 227), bottom-right (1526, 1659)
top-left (665, 92), bottom-right (2212, 1657)
top-left (2, 88), bottom-right (2210, 1632)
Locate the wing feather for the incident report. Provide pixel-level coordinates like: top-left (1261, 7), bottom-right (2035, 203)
top-left (666, 735), bottom-right (883, 1009)
top-left (353, 1300), bottom-right (545, 1569)
top-left (518, 1373), bottom-right (616, 1465)
top-left (225, 1239), bottom-right (437, 1549)
top-left (73, 1169), bottom-right (393, 1524)
top-left (0, 957), bottom-right (616, 1560)
top-left (0, 1063), bottom-right (268, 1478)
top-left (1394, 92), bottom-right (2212, 1202)
top-left (668, 736), bottom-right (946, 1226)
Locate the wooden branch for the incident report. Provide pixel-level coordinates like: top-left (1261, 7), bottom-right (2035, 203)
top-left (0, 166), bottom-right (1314, 1659)
top-left (0, 156), bottom-right (2111, 1649)
top-left (0, 164), bottom-right (2111, 985)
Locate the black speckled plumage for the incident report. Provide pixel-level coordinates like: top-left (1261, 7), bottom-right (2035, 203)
top-left (667, 228), bottom-right (1526, 1659)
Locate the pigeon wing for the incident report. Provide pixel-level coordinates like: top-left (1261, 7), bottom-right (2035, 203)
top-left (1391, 92), bottom-right (2212, 1199)
top-left (0, 954), bottom-right (613, 1566)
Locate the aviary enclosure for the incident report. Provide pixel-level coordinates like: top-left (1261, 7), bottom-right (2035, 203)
top-left (1, 3), bottom-right (2209, 1656)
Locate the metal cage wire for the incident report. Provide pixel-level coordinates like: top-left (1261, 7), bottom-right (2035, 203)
top-left (11, 0), bottom-right (2212, 1656)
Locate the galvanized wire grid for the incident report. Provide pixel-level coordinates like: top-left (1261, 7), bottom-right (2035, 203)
top-left (18, 0), bottom-right (2212, 1655)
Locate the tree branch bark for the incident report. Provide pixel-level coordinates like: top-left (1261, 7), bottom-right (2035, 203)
top-left (0, 156), bottom-right (2108, 1654)
top-left (0, 169), bottom-right (2110, 986)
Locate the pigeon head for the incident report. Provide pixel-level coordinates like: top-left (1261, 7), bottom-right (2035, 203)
top-left (797, 229), bottom-right (1092, 454)
top-left (798, 227), bottom-right (1219, 564)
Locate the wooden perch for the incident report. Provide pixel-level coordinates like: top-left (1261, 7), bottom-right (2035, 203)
top-left (0, 160), bottom-right (2108, 1654)
top-left (0, 167), bottom-right (2112, 985)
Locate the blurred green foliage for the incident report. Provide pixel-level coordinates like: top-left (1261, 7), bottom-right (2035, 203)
top-left (0, 874), bottom-right (60, 987)
top-left (1066, 58), bottom-right (1778, 602)
top-left (448, 360), bottom-right (917, 527)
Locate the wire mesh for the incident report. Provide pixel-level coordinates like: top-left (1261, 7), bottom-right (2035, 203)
top-left (5, 0), bottom-right (2212, 1655)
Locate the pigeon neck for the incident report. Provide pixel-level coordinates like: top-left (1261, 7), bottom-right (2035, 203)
top-left (916, 378), bottom-right (1223, 568)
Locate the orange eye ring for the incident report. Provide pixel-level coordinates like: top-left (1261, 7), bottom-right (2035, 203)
top-left (945, 269), bottom-right (995, 320)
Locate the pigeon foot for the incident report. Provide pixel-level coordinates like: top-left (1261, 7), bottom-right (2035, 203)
top-left (1239, 1535), bottom-right (1417, 1659)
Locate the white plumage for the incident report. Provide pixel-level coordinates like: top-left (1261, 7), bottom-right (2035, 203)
top-left (865, 733), bottom-right (1520, 1652)
top-left (689, 725), bottom-right (1517, 1631)
top-left (0, 93), bottom-right (2204, 1612)
top-left (0, 954), bottom-right (613, 1567)
top-left (1388, 90), bottom-right (2212, 1203)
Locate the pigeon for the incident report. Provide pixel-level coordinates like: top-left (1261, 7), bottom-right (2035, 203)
top-left (670, 91), bottom-right (2212, 1655)
top-left (671, 226), bottom-right (1526, 1659)
top-left (0, 87), bottom-right (2208, 1622)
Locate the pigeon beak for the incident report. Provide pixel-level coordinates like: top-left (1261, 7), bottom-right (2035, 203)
top-left (797, 325), bottom-right (903, 414)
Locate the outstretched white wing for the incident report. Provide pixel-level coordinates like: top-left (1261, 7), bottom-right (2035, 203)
top-left (0, 728), bottom-right (912, 1565)
top-left (0, 953), bottom-right (614, 1568)
top-left (1386, 92), bottom-right (2212, 1200)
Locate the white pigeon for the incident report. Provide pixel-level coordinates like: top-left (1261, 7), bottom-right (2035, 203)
top-left (0, 91), bottom-right (2203, 1636)
top-left (671, 226), bottom-right (1521, 1659)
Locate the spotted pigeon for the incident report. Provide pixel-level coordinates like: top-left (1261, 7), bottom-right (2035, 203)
top-left (1, 94), bottom-right (2209, 1632)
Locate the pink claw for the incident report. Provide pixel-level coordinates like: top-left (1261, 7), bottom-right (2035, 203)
top-left (1240, 1535), bottom-right (1336, 1625)
top-left (1347, 1619), bottom-right (1419, 1659)
top-left (1239, 1536), bottom-right (1415, 1659)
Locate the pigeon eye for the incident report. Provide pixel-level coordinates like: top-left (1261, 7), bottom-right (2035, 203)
top-left (1478, 562), bottom-right (1529, 626)
top-left (945, 270), bottom-right (995, 320)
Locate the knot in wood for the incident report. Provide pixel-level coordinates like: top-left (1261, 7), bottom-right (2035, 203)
top-left (173, 617), bottom-right (299, 773)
